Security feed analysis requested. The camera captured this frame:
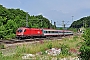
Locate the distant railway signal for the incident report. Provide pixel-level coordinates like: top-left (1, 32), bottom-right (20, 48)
top-left (56, 20), bottom-right (70, 30)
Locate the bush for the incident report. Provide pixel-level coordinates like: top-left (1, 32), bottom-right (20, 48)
top-left (47, 43), bottom-right (52, 49)
top-left (40, 47), bottom-right (46, 55)
top-left (73, 36), bottom-right (78, 41)
top-left (0, 43), bottom-right (5, 49)
top-left (79, 45), bottom-right (90, 60)
top-left (60, 44), bottom-right (70, 56)
top-left (79, 28), bottom-right (90, 60)
top-left (4, 34), bottom-right (16, 40)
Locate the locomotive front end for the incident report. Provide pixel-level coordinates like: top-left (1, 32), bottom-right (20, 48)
top-left (16, 27), bottom-right (25, 39)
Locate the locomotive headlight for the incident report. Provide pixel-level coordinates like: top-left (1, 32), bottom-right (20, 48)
top-left (18, 34), bottom-right (21, 35)
top-left (18, 33), bottom-right (23, 35)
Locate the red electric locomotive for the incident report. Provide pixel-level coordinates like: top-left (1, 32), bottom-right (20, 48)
top-left (16, 27), bottom-right (43, 39)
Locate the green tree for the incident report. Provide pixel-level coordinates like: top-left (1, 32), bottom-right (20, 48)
top-left (0, 4), bottom-right (52, 39)
top-left (70, 16), bottom-right (90, 28)
top-left (79, 28), bottom-right (90, 60)
top-left (0, 26), bottom-right (6, 39)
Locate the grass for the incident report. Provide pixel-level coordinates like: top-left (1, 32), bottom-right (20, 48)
top-left (0, 35), bottom-right (83, 60)
top-left (60, 36), bottom-right (83, 48)
top-left (0, 43), bottom-right (5, 49)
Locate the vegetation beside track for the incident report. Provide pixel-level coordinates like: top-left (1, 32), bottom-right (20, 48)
top-left (0, 35), bottom-right (83, 60)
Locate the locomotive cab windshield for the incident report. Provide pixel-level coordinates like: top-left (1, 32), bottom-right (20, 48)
top-left (17, 29), bottom-right (23, 33)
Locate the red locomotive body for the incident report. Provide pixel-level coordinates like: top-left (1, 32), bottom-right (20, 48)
top-left (16, 27), bottom-right (43, 39)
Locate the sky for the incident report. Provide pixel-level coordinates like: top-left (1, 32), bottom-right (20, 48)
top-left (1, 0), bottom-right (90, 27)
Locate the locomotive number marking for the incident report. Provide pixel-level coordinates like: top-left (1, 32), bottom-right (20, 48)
top-left (38, 31), bottom-right (40, 34)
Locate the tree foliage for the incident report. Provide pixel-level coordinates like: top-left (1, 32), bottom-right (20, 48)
top-left (0, 5), bottom-right (53, 39)
top-left (70, 16), bottom-right (90, 28)
top-left (79, 28), bottom-right (90, 60)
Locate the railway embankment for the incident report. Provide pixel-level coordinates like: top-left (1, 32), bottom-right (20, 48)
top-left (0, 34), bottom-right (83, 60)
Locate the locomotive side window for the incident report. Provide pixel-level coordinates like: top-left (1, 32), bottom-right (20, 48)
top-left (17, 29), bottom-right (22, 33)
top-left (24, 29), bottom-right (26, 32)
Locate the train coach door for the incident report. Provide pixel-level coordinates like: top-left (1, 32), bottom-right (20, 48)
top-left (42, 29), bottom-right (45, 36)
top-left (63, 30), bottom-right (65, 36)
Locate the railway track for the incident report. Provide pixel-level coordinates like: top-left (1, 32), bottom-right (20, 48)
top-left (0, 36), bottom-right (74, 49)
top-left (0, 34), bottom-right (75, 45)
top-left (0, 37), bottom-right (63, 44)
top-left (0, 39), bottom-right (39, 44)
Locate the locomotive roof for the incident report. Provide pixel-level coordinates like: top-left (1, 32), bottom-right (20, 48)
top-left (18, 27), bottom-right (42, 30)
top-left (17, 27), bottom-right (72, 32)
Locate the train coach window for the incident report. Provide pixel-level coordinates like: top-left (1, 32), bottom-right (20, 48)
top-left (44, 31), bottom-right (47, 33)
top-left (48, 31), bottom-right (49, 33)
top-left (54, 31), bottom-right (58, 33)
top-left (17, 29), bottom-right (22, 33)
top-left (47, 31), bottom-right (49, 33)
top-left (44, 31), bottom-right (48, 33)
top-left (46, 31), bottom-right (48, 33)
top-left (52, 31), bottom-right (54, 33)
top-left (59, 32), bottom-right (62, 33)
top-left (50, 31), bottom-right (53, 33)
top-left (45, 31), bottom-right (49, 33)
